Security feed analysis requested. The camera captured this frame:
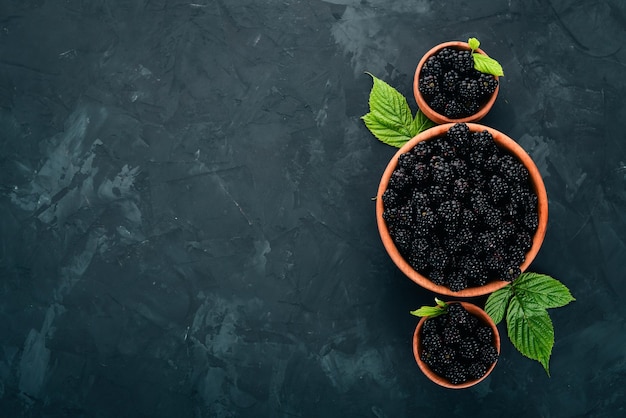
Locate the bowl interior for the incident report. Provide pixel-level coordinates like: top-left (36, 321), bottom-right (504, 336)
top-left (412, 301), bottom-right (501, 389)
top-left (376, 123), bottom-right (548, 297)
top-left (413, 41), bottom-right (500, 124)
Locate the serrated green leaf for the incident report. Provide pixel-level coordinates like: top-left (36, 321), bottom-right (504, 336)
top-left (506, 296), bottom-right (554, 375)
top-left (410, 109), bottom-right (435, 137)
top-left (362, 72), bottom-right (431, 148)
top-left (513, 272), bottom-right (576, 309)
top-left (485, 284), bottom-right (513, 324)
top-left (473, 53), bottom-right (504, 77)
top-left (365, 72), bottom-right (413, 124)
top-left (361, 111), bottom-right (413, 147)
top-left (468, 37), bottom-right (480, 51)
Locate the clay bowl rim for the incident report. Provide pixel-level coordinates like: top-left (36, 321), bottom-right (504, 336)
top-left (413, 41), bottom-right (500, 124)
top-left (375, 123), bottom-right (549, 297)
top-left (412, 301), bottom-right (501, 389)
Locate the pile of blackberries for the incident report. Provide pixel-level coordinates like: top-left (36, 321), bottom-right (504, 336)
top-left (418, 47), bottom-right (498, 119)
top-left (382, 123), bottom-right (539, 291)
top-left (420, 303), bottom-right (499, 385)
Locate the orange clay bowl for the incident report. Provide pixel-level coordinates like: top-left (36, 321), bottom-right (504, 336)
top-left (413, 301), bottom-right (500, 389)
top-left (376, 123), bottom-right (548, 297)
top-left (413, 41), bottom-right (500, 124)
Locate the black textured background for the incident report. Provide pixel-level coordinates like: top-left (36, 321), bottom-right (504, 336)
top-left (1, 1), bottom-right (625, 417)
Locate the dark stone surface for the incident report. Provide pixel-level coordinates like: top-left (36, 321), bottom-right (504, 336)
top-left (1, 0), bottom-right (625, 416)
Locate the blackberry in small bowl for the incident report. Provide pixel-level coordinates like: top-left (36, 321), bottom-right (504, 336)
top-left (413, 41), bottom-right (500, 124)
top-left (376, 123), bottom-right (548, 297)
top-left (413, 301), bottom-right (500, 388)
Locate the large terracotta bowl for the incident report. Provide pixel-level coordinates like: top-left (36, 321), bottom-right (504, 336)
top-left (413, 41), bottom-right (500, 124)
top-left (413, 301), bottom-right (500, 389)
top-left (376, 123), bottom-right (548, 297)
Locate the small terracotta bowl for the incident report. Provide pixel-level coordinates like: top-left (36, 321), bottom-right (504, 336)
top-left (413, 41), bottom-right (500, 124)
top-left (413, 301), bottom-right (500, 389)
top-left (376, 123), bottom-right (548, 297)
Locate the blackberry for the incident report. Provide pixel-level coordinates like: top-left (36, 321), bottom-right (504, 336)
top-left (497, 264), bottom-right (521, 282)
top-left (419, 74), bottom-right (439, 97)
top-left (450, 158), bottom-right (468, 178)
top-left (391, 227), bottom-right (413, 255)
top-left (471, 130), bottom-right (497, 155)
top-left (428, 184), bottom-right (448, 204)
top-left (411, 190), bottom-right (430, 209)
top-left (421, 55), bottom-right (443, 78)
top-left (499, 154), bottom-right (529, 184)
top-left (523, 211), bottom-right (539, 232)
top-left (442, 70), bottom-right (459, 93)
top-left (443, 99), bottom-right (464, 119)
top-left (481, 207), bottom-right (504, 229)
top-left (452, 177), bottom-right (470, 200)
top-left (439, 346), bottom-right (456, 366)
top-left (455, 227), bottom-right (474, 248)
top-left (444, 362), bottom-right (467, 385)
top-left (477, 73), bottom-right (498, 95)
top-left (397, 152), bottom-right (417, 172)
top-left (420, 348), bottom-right (439, 367)
top-left (388, 169), bottom-right (413, 192)
top-left (451, 50), bottom-right (474, 73)
top-left (496, 221), bottom-right (517, 241)
top-left (442, 326), bottom-right (462, 346)
top-left (505, 246), bottom-right (526, 266)
top-left (427, 246), bottom-right (450, 272)
top-left (460, 208), bottom-right (478, 230)
top-left (462, 255), bottom-right (489, 286)
top-left (448, 271), bottom-right (468, 292)
top-left (429, 269), bottom-right (447, 286)
top-left (484, 153), bottom-right (502, 173)
top-left (467, 361), bottom-right (488, 380)
top-left (470, 190), bottom-right (490, 217)
top-left (459, 337), bottom-right (481, 360)
top-left (421, 331), bottom-right (443, 351)
top-left (458, 77), bottom-right (480, 100)
top-left (447, 303), bottom-right (470, 326)
top-left (382, 189), bottom-right (400, 210)
top-left (434, 138), bottom-right (456, 159)
top-left (412, 140), bottom-right (433, 161)
top-left (430, 93), bottom-right (447, 114)
top-left (460, 98), bottom-right (480, 116)
top-left (479, 344), bottom-right (499, 365)
top-left (446, 123), bottom-right (470, 152)
top-left (437, 200), bottom-right (462, 227)
top-left (437, 47), bottom-right (456, 69)
top-left (515, 231), bottom-right (533, 253)
top-left (489, 175), bottom-right (509, 203)
top-left (408, 251), bottom-right (429, 272)
top-left (394, 205), bottom-right (414, 228)
top-left (412, 162), bottom-right (430, 185)
top-left (475, 326), bottom-right (494, 345)
top-left (414, 207), bottom-right (437, 236)
top-left (422, 317), bottom-right (438, 334)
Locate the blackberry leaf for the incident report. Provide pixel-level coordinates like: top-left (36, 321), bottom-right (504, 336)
top-left (512, 272), bottom-right (576, 309)
top-left (506, 296), bottom-right (554, 376)
top-left (485, 284), bottom-right (513, 324)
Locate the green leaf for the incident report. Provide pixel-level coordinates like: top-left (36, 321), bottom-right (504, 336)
top-left (473, 53), bottom-right (504, 77)
top-left (506, 296), bottom-right (554, 375)
top-left (410, 305), bottom-right (446, 318)
top-left (513, 272), bottom-right (576, 309)
top-left (468, 37), bottom-right (480, 52)
top-left (434, 297), bottom-right (447, 308)
top-left (361, 72), bottom-right (433, 148)
top-left (362, 111), bottom-right (413, 148)
top-left (410, 109), bottom-right (435, 137)
top-left (485, 284), bottom-right (513, 324)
